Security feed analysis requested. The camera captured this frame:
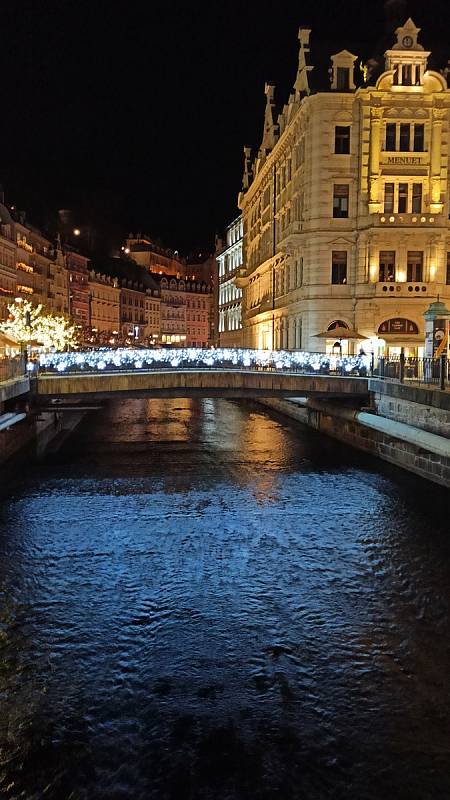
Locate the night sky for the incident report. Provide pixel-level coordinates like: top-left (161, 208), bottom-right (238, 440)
top-left (1, 0), bottom-right (449, 254)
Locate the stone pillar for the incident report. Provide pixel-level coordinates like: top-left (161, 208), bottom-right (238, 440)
top-left (430, 109), bottom-right (445, 213)
top-left (369, 108), bottom-right (383, 213)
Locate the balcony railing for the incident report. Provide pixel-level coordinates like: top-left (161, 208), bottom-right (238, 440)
top-left (376, 282), bottom-right (429, 296)
top-left (375, 213), bottom-right (440, 226)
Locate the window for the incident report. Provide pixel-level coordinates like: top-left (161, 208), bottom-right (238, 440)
top-left (407, 251), bottom-right (423, 282)
top-left (331, 251), bottom-right (347, 284)
top-left (386, 123), bottom-right (396, 151)
top-left (336, 67), bottom-right (349, 91)
top-left (335, 126), bottom-right (350, 154)
top-left (412, 183), bottom-right (422, 213)
top-left (379, 251), bottom-right (396, 282)
top-left (447, 253), bottom-right (450, 285)
top-left (384, 183), bottom-right (395, 213)
top-left (398, 183), bottom-right (408, 213)
top-left (333, 184), bottom-right (349, 218)
top-left (413, 124), bottom-right (424, 152)
top-left (402, 63), bottom-right (412, 86)
top-left (399, 124), bottom-right (410, 151)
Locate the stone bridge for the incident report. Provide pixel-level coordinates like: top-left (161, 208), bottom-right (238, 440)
top-left (34, 368), bottom-right (369, 401)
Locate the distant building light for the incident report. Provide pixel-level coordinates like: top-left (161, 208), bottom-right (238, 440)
top-left (124, 248), bottom-right (130, 254)
top-left (73, 228), bottom-right (81, 236)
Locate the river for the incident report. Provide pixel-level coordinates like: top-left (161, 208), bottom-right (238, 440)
top-left (0, 398), bottom-right (449, 800)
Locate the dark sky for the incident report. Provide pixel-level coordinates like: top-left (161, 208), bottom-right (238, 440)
top-left (1, 0), bottom-right (449, 254)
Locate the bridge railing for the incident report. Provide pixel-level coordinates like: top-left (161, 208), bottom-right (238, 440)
top-left (0, 355), bottom-right (26, 383)
top-left (34, 347), bottom-right (373, 378)
top-left (374, 355), bottom-right (449, 390)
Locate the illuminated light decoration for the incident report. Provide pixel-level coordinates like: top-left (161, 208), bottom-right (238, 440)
top-left (16, 284), bottom-right (34, 294)
top-left (0, 299), bottom-right (79, 351)
top-left (37, 347), bottom-right (372, 376)
top-left (17, 262), bottom-right (34, 273)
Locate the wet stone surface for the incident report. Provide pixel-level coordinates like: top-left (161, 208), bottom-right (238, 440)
top-left (0, 398), bottom-right (449, 800)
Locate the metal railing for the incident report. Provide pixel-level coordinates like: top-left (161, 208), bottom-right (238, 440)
top-left (374, 354), bottom-right (449, 390)
top-left (35, 348), bottom-right (373, 379)
top-left (0, 356), bottom-right (27, 383)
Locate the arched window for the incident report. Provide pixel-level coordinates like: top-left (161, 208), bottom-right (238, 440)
top-left (327, 319), bottom-right (348, 331)
top-left (378, 318), bottom-right (419, 335)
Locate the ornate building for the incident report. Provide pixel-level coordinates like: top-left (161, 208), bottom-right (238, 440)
top-left (237, 18), bottom-right (450, 357)
top-left (217, 215), bottom-right (243, 347)
top-left (155, 275), bottom-right (211, 347)
top-left (119, 278), bottom-right (160, 342)
top-left (66, 247), bottom-right (91, 330)
top-left (88, 272), bottom-right (120, 338)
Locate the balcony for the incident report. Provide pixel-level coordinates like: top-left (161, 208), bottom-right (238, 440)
top-left (374, 212), bottom-right (441, 227)
top-left (235, 268), bottom-right (249, 289)
top-left (375, 282), bottom-right (431, 297)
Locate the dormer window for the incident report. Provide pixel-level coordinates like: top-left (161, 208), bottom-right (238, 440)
top-left (329, 50), bottom-right (357, 91)
top-left (336, 68), bottom-right (349, 91)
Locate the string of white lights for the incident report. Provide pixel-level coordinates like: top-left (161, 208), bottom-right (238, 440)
top-left (34, 348), bottom-right (371, 374)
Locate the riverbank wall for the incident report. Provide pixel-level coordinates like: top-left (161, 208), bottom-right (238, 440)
top-left (258, 384), bottom-right (450, 489)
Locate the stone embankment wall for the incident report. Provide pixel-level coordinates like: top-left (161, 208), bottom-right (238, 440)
top-left (369, 379), bottom-right (450, 438)
top-left (258, 392), bottom-right (450, 489)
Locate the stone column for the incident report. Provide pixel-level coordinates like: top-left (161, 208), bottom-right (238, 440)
top-left (430, 109), bottom-right (445, 213)
top-left (369, 108), bottom-right (383, 213)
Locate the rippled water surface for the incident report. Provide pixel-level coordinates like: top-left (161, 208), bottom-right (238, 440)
top-left (0, 398), bottom-right (449, 800)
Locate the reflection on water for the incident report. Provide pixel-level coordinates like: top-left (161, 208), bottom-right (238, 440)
top-left (0, 398), bottom-right (449, 800)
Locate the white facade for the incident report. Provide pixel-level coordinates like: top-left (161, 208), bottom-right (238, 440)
top-left (217, 215), bottom-right (243, 347)
top-left (237, 21), bottom-right (450, 357)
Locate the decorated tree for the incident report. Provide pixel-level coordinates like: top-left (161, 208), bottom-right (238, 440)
top-left (0, 299), bottom-right (79, 351)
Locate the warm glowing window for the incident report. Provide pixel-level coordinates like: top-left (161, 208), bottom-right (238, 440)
top-left (379, 251), bottom-right (396, 282)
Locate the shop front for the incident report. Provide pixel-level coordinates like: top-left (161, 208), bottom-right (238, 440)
top-left (377, 318), bottom-right (423, 357)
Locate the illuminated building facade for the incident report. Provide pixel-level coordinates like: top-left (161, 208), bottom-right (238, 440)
top-left (217, 215), bottom-right (243, 347)
top-left (156, 275), bottom-right (211, 347)
top-left (88, 272), bottom-right (120, 337)
top-left (0, 199), bottom-right (72, 320)
top-left (125, 234), bottom-right (185, 277)
top-left (237, 19), bottom-right (450, 356)
top-left (66, 248), bottom-right (91, 329)
top-left (120, 279), bottom-right (160, 342)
